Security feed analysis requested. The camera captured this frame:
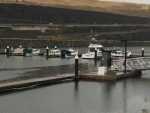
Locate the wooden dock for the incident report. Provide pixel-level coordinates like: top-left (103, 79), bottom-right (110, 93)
top-left (0, 74), bottom-right (75, 92)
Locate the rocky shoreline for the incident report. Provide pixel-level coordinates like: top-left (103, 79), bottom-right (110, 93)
top-left (0, 38), bottom-right (150, 48)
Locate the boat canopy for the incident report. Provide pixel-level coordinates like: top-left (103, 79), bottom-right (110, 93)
top-left (61, 50), bottom-right (71, 55)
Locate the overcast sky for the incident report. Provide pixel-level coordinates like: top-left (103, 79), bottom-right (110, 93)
top-left (98, 0), bottom-right (150, 4)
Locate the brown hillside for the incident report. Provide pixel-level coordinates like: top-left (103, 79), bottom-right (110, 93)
top-left (1, 0), bottom-right (150, 18)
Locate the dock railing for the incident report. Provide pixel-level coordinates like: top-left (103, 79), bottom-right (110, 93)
top-left (112, 57), bottom-right (150, 71)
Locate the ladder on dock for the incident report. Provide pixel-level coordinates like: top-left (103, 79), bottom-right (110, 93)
top-left (112, 57), bottom-right (150, 71)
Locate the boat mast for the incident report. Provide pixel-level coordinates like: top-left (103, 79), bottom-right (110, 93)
top-left (72, 39), bottom-right (74, 49)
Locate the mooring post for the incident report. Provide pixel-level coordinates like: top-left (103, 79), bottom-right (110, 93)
top-left (94, 48), bottom-right (97, 60)
top-left (75, 54), bottom-right (79, 80)
top-left (6, 46), bottom-right (9, 57)
top-left (124, 40), bottom-right (127, 73)
top-left (46, 47), bottom-right (49, 58)
top-left (142, 47), bottom-right (144, 57)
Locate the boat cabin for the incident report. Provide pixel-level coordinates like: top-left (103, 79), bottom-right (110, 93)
top-left (88, 44), bottom-right (104, 52)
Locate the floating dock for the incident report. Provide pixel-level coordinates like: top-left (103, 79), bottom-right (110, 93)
top-left (0, 69), bottom-right (142, 93)
top-left (79, 70), bottom-right (142, 81)
top-left (0, 74), bottom-right (75, 92)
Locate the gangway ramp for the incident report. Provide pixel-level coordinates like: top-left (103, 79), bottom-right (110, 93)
top-left (112, 57), bottom-right (150, 71)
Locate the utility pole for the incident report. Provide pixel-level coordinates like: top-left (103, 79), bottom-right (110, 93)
top-left (121, 40), bottom-right (127, 73)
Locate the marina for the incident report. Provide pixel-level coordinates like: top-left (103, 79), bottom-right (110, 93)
top-left (0, 46), bottom-right (150, 113)
top-left (0, 46), bottom-right (149, 90)
top-left (0, 1), bottom-right (150, 112)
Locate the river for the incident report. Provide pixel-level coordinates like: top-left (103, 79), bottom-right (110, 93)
top-left (0, 46), bottom-right (150, 113)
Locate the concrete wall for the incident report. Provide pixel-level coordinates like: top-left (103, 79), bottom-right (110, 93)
top-left (12, 26), bottom-right (49, 33)
top-left (0, 24), bottom-right (62, 33)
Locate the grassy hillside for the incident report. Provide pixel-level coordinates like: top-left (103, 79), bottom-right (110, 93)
top-left (0, 1), bottom-right (150, 47)
top-left (0, 3), bottom-right (149, 24)
top-left (0, 0), bottom-right (150, 18)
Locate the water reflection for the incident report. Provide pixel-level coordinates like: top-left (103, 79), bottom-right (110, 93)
top-left (0, 79), bottom-right (150, 113)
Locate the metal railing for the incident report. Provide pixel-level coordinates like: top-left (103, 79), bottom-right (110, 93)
top-left (112, 57), bottom-right (150, 71)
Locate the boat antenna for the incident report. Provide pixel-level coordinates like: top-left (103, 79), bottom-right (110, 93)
top-left (90, 29), bottom-right (93, 44)
top-left (72, 39), bottom-right (74, 49)
top-left (114, 41), bottom-right (116, 49)
top-left (31, 40), bottom-right (32, 48)
top-left (68, 41), bottom-right (70, 48)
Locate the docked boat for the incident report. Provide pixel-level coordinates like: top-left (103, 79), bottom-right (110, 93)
top-left (61, 48), bottom-right (78, 58)
top-left (81, 43), bottom-right (104, 59)
top-left (49, 49), bottom-right (61, 57)
top-left (45, 46), bottom-right (61, 58)
top-left (32, 49), bottom-right (40, 56)
top-left (23, 48), bottom-right (40, 57)
top-left (111, 48), bottom-right (131, 57)
top-left (11, 45), bottom-right (24, 56)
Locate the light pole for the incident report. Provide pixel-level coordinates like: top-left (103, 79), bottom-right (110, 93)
top-left (121, 40), bottom-right (127, 73)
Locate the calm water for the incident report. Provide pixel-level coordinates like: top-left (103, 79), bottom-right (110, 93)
top-left (0, 47), bottom-right (150, 113)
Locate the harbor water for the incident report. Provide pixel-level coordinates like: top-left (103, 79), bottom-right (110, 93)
top-left (0, 47), bottom-right (150, 113)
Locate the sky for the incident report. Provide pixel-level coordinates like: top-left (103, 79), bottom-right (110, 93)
top-left (98, 0), bottom-right (150, 5)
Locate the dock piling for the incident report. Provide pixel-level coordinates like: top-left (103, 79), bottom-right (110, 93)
top-left (94, 48), bottom-right (97, 60)
top-left (75, 54), bottom-right (79, 80)
top-left (46, 47), bottom-right (49, 58)
top-left (6, 46), bottom-right (9, 57)
top-left (142, 47), bottom-right (144, 57)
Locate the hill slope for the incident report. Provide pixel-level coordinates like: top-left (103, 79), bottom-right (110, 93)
top-left (0, 3), bottom-right (149, 24)
top-left (0, 0), bottom-right (150, 18)
top-left (0, 0), bottom-right (150, 47)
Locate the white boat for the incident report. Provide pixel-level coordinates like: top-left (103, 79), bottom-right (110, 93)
top-left (32, 49), bottom-right (40, 56)
top-left (11, 45), bottom-right (24, 56)
top-left (23, 48), bottom-right (40, 57)
top-left (49, 49), bottom-right (61, 57)
top-left (68, 48), bottom-right (78, 56)
top-left (61, 48), bottom-right (78, 58)
top-left (48, 46), bottom-right (61, 57)
top-left (111, 47), bottom-right (131, 57)
top-left (81, 43), bottom-right (104, 59)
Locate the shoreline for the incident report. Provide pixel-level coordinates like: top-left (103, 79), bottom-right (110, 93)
top-left (0, 39), bottom-right (150, 48)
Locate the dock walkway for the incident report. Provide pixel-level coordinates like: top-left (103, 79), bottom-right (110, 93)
top-left (0, 69), bottom-right (142, 93)
top-left (79, 70), bottom-right (142, 81)
top-left (0, 74), bottom-right (74, 92)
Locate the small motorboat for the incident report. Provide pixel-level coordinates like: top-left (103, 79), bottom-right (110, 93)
top-left (23, 47), bottom-right (40, 57)
top-left (61, 48), bottom-right (78, 58)
top-left (45, 46), bottom-right (61, 58)
top-left (111, 47), bottom-right (131, 57)
top-left (81, 43), bottom-right (104, 59)
top-left (11, 45), bottom-right (24, 56)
